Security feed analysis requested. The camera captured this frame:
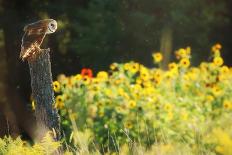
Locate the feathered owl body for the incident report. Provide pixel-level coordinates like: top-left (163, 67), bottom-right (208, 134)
top-left (20, 19), bottom-right (57, 61)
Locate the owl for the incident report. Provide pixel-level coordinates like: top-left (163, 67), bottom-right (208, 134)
top-left (20, 19), bottom-right (57, 61)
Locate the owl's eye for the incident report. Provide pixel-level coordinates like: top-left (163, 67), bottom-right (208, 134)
top-left (47, 21), bottom-right (57, 33)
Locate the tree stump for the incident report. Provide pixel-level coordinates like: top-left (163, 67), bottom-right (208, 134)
top-left (28, 49), bottom-right (61, 141)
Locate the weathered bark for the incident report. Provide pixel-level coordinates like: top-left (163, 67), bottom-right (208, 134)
top-left (160, 26), bottom-right (173, 69)
top-left (28, 49), bottom-right (61, 141)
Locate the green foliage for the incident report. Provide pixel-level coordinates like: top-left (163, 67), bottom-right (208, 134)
top-left (70, 0), bottom-right (123, 68)
top-left (0, 133), bottom-right (60, 155)
top-left (66, 0), bottom-right (228, 68)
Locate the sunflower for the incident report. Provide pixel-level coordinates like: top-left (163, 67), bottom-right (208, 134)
top-left (52, 81), bottom-right (60, 93)
top-left (164, 103), bottom-right (173, 112)
top-left (129, 62), bottom-right (140, 73)
top-left (55, 95), bottom-right (64, 109)
top-left (180, 58), bottom-right (190, 68)
top-left (152, 52), bottom-right (163, 63)
top-left (213, 57), bottom-right (224, 67)
top-left (223, 100), bottom-right (232, 110)
top-left (82, 75), bottom-right (91, 85)
top-left (128, 100), bottom-right (136, 108)
top-left (97, 71), bottom-right (108, 81)
top-left (74, 74), bottom-right (82, 81)
top-left (110, 63), bottom-right (118, 71)
top-left (168, 62), bottom-right (178, 71)
top-left (53, 81), bottom-right (61, 93)
top-left (124, 121), bottom-right (133, 129)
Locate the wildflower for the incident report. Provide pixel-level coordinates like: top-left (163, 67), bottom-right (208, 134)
top-left (92, 77), bottom-right (100, 83)
top-left (215, 43), bottom-right (222, 50)
top-left (213, 57), bottom-right (223, 67)
top-left (180, 58), bottom-right (190, 68)
top-left (97, 71), bottom-right (108, 81)
top-left (57, 74), bottom-right (67, 83)
top-left (104, 88), bottom-right (114, 98)
top-left (218, 74), bottom-right (226, 81)
top-left (223, 100), bottom-right (232, 110)
top-left (110, 63), bottom-right (118, 71)
top-left (114, 78), bottom-right (123, 85)
top-left (165, 71), bottom-right (174, 80)
top-left (200, 62), bottom-right (209, 71)
top-left (212, 85), bottom-right (222, 96)
top-left (152, 52), bottom-right (163, 63)
top-left (211, 43), bottom-right (222, 57)
top-left (143, 87), bottom-right (155, 96)
top-left (55, 95), bottom-right (64, 109)
top-left (168, 62), bottom-right (178, 71)
top-left (118, 88), bottom-right (126, 96)
top-left (124, 121), bottom-right (133, 129)
top-left (164, 103), bottom-right (173, 112)
top-left (128, 100), bottom-right (136, 108)
top-left (140, 72), bottom-right (150, 81)
top-left (153, 69), bottom-right (162, 79)
top-left (143, 81), bottom-right (152, 88)
top-left (82, 75), bottom-right (91, 85)
top-left (81, 68), bottom-right (93, 78)
top-left (175, 47), bottom-right (190, 59)
top-left (183, 74), bottom-right (190, 81)
top-left (74, 74), bottom-right (82, 81)
top-left (136, 78), bottom-right (142, 85)
top-left (154, 78), bottom-right (162, 85)
top-left (53, 81), bottom-right (61, 93)
top-left (187, 72), bottom-right (197, 81)
top-left (130, 84), bottom-right (142, 92)
top-left (129, 62), bottom-right (140, 73)
top-left (140, 67), bottom-right (150, 81)
top-left (220, 66), bottom-right (229, 74)
top-left (206, 95), bottom-right (214, 103)
top-left (167, 112), bottom-right (173, 121)
top-left (116, 106), bottom-right (123, 113)
top-left (123, 63), bottom-right (131, 71)
top-left (178, 48), bottom-right (187, 58)
top-left (181, 110), bottom-right (188, 121)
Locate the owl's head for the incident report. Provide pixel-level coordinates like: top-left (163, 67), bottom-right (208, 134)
top-left (46, 19), bottom-right (57, 34)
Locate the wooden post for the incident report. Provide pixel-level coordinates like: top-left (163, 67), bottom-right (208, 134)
top-left (160, 25), bottom-right (173, 69)
top-left (28, 49), bottom-right (61, 141)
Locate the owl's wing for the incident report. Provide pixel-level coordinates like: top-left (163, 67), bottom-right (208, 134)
top-left (20, 28), bottom-right (47, 61)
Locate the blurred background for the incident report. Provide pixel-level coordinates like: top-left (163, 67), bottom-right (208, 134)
top-left (0, 0), bottom-right (231, 139)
